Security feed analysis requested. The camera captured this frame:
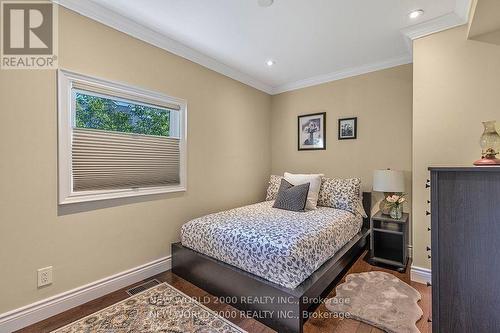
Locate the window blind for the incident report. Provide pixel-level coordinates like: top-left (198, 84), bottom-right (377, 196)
top-left (72, 128), bottom-right (180, 191)
top-left (72, 82), bottom-right (181, 111)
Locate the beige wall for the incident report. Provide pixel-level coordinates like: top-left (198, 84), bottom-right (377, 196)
top-left (271, 65), bottom-right (413, 221)
top-left (412, 25), bottom-right (500, 269)
top-left (0, 7), bottom-right (271, 313)
top-left (472, 29), bottom-right (500, 46)
top-left (468, 0), bottom-right (500, 45)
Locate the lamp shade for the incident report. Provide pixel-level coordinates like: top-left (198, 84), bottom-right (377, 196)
top-left (373, 169), bottom-right (405, 193)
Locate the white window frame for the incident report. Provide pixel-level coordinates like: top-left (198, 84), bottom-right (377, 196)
top-left (58, 69), bottom-right (187, 205)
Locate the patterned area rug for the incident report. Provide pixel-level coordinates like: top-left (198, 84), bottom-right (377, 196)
top-left (325, 271), bottom-right (422, 333)
top-left (52, 283), bottom-right (246, 333)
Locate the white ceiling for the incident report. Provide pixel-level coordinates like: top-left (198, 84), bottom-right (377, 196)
top-left (57, 0), bottom-right (471, 94)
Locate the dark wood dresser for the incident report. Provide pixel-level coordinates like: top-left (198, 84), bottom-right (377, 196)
top-left (429, 167), bottom-right (500, 333)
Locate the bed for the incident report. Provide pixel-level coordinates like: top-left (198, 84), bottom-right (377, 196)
top-left (172, 192), bottom-right (371, 333)
top-left (181, 201), bottom-right (363, 288)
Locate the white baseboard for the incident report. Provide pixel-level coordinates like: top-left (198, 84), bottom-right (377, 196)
top-left (411, 265), bottom-right (431, 285)
top-left (0, 256), bottom-right (171, 333)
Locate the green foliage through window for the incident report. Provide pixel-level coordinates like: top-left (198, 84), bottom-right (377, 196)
top-left (75, 92), bottom-right (170, 136)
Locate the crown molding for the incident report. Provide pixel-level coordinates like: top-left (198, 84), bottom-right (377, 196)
top-left (52, 0), bottom-right (274, 94)
top-left (401, 12), bottom-right (467, 42)
top-left (401, 0), bottom-right (472, 52)
top-left (271, 0), bottom-right (471, 96)
top-left (271, 55), bottom-right (412, 95)
top-left (53, 0), bottom-right (472, 95)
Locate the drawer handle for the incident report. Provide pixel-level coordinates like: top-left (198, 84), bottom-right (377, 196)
top-left (426, 246), bottom-right (431, 251)
top-left (427, 227), bottom-right (431, 231)
top-left (426, 282), bottom-right (432, 287)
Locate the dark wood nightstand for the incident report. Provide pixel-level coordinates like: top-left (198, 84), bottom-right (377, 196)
top-left (369, 210), bottom-right (409, 272)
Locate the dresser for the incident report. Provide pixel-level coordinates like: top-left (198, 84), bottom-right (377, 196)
top-left (429, 167), bottom-right (500, 333)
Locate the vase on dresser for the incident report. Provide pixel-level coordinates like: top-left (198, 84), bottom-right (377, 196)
top-left (474, 120), bottom-right (500, 165)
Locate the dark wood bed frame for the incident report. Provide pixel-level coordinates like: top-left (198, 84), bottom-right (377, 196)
top-left (172, 192), bottom-right (372, 333)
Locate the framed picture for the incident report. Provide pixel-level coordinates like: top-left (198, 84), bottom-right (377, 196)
top-left (338, 117), bottom-right (357, 140)
top-left (298, 112), bottom-right (326, 150)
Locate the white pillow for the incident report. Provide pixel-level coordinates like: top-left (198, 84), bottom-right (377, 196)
top-left (284, 172), bottom-right (323, 210)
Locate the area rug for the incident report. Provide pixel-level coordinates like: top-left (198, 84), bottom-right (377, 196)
top-left (325, 271), bottom-right (422, 333)
top-left (52, 283), bottom-right (246, 333)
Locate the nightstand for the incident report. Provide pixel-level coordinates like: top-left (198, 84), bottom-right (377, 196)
top-left (369, 211), bottom-right (409, 272)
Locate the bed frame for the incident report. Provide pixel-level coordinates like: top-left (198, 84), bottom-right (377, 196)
top-left (172, 192), bottom-right (372, 333)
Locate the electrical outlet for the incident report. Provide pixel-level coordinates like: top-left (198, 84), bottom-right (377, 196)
top-left (37, 266), bottom-right (53, 287)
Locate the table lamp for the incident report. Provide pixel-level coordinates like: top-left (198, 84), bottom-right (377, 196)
top-left (373, 169), bottom-right (405, 215)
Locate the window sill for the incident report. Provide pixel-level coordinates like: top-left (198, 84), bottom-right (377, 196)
top-left (59, 185), bottom-right (186, 205)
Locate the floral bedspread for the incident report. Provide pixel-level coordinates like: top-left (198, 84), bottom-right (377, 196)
top-left (181, 201), bottom-right (362, 289)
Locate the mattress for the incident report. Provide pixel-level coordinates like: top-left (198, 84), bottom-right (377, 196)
top-left (181, 201), bottom-right (362, 289)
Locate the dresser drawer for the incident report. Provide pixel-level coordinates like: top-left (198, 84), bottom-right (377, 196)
top-left (429, 168), bottom-right (500, 333)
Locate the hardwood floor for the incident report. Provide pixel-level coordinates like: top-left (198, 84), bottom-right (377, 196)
top-left (16, 251), bottom-right (431, 333)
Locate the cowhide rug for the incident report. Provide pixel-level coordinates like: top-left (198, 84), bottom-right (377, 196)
top-left (325, 271), bottom-right (422, 333)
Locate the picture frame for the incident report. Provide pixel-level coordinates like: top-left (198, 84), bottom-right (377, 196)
top-left (298, 112), bottom-right (326, 150)
top-left (338, 117), bottom-right (357, 140)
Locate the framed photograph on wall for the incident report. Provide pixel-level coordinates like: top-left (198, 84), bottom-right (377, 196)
top-left (338, 117), bottom-right (357, 140)
top-left (298, 112), bottom-right (326, 150)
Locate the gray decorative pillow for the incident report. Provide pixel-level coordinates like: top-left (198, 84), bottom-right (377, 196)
top-left (266, 175), bottom-right (283, 201)
top-left (317, 177), bottom-right (361, 214)
top-left (273, 179), bottom-right (310, 212)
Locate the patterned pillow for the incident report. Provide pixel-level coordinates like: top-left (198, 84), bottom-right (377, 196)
top-left (273, 179), bottom-right (310, 212)
top-left (266, 175), bottom-right (283, 201)
top-left (317, 177), bottom-right (361, 214)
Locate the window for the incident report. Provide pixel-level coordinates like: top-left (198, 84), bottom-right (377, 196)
top-left (58, 70), bottom-right (187, 204)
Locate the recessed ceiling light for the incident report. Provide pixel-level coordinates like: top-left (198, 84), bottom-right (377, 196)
top-left (258, 0), bottom-right (274, 8)
top-left (266, 59), bottom-right (275, 67)
top-left (409, 9), bottom-right (424, 19)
